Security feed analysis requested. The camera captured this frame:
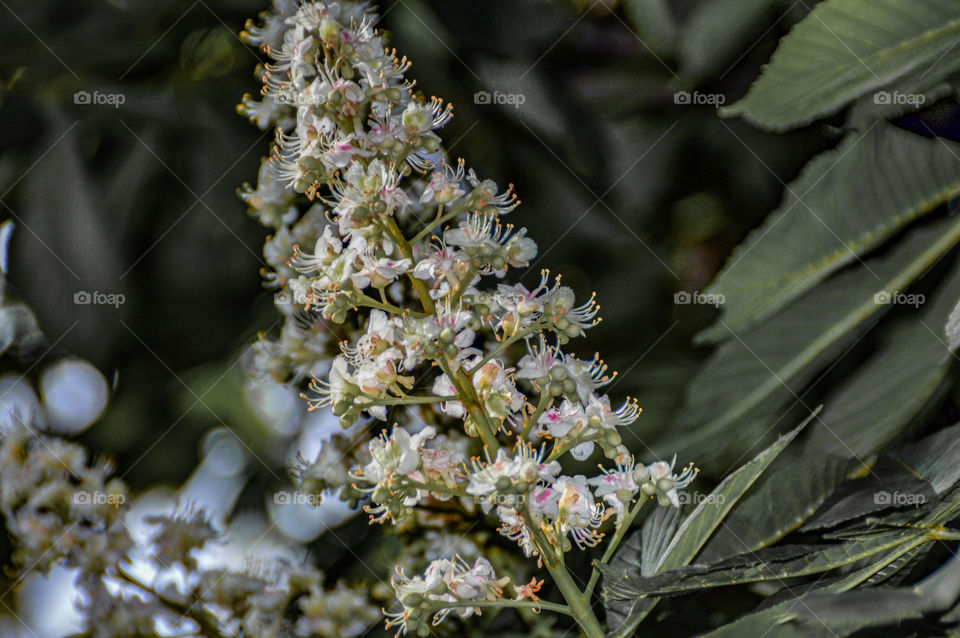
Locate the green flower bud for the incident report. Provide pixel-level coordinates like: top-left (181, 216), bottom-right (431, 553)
top-left (401, 592), bottom-right (424, 607)
top-left (319, 17), bottom-right (340, 44)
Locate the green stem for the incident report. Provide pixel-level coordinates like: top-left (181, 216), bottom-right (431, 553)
top-left (523, 508), bottom-right (605, 638)
top-left (381, 216), bottom-right (435, 314)
top-left (354, 294), bottom-right (416, 316)
top-left (544, 558), bottom-right (605, 638)
top-left (450, 266), bottom-right (476, 307)
top-left (437, 357), bottom-right (500, 452)
top-left (354, 290), bottom-right (425, 317)
top-left (467, 325), bottom-right (538, 375)
top-left (585, 498), bottom-right (649, 598)
top-left (546, 433), bottom-right (602, 463)
top-left (520, 392), bottom-right (552, 442)
top-left (404, 478), bottom-right (468, 498)
top-left (411, 203), bottom-right (466, 245)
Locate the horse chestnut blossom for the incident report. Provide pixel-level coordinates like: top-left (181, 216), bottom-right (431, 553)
top-left (239, 1), bottom-right (697, 635)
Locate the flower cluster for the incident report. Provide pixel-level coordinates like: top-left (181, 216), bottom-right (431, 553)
top-left (239, 1), bottom-right (697, 635)
top-left (0, 419), bottom-right (382, 638)
top-left (386, 556), bottom-right (509, 636)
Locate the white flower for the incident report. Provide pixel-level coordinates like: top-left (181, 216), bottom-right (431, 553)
top-left (536, 399), bottom-right (583, 439)
top-left (515, 336), bottom-right (563, 381)
top-left (304, 355), bottom-right (357, 412)
top-left (421, 160), bottom-right (466, 205)
top-left (350, 255), bottom-right (411, 290)
top-left (583, 394), bottom-right (641, 429)
top-left (554, 475), bottom-right (605, 548)
top-left (431, 374), bottom-right (465, 418)
top-left (645, 456), bottom-right (698, 508)
top-left (466, 445), bottom-right (560, 512)
top-left (360, 425), bottom-right (436, 485)
top-left (587, 460), bottom-right (638, 525)
top-left (561, 354), bottom-right (611, 405)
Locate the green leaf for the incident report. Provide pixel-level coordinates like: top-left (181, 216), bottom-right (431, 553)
top-left (601, 507), bottom-right (679, 635)
top-left (609, 529), bottom-right (930, 599)
top-left (801, 255), bottom-right (960, 460)
top-left (791, 554), bottom-right (960, 628)
top-left (721, 0), bottom-right (960, 131)
top-left (656, 412), bottom-right (815, 574)
top-left (601, 413), bottom-right (813, 635)
top-left (662, 214), bottom-right (960, 468)
top-left (641, 502), bottom-right (681, 577)
top-left (696, 453), bottom-right (853, 563)
top-left (698, 126), bottom-right (960, 343)
top-left (845, 69), bottom-right (960, 129)
top-left (698, 544), bottom-right (941, 637)
top-left (803, 420), bottom-right (960, 532)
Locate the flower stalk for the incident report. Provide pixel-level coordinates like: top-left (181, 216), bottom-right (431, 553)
top-left (238, 1), bottom-right (697, 634)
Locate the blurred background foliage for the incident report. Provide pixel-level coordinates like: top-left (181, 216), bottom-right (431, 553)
top-left (5, 0), bottom-right (960, 634)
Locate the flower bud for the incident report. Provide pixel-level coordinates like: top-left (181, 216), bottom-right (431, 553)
top-left (319, 17), bottom-right (340, 44)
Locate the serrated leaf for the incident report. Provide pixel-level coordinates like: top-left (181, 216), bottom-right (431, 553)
top-left (641, 502), bottom-right (680, 577)
top-left (660, 214), bottom-right (960, 467)
top-left (803, 255), bottom-right (960, 459)
top-left (609, 529), bottom-right (929, 599)
top-left (655, 412), bottom-right (815, 574)
top-left (793, 554), bottom-right (960, 627)
top-left (601, 413), bottom-right (813, 636)
top-left (698, 543), bottom-right (938, 638)
top-left (721, 0), bottom-right (960, 131)
top-left (803, 420), bottom-right (960, 531)
top-left (698, 126), bottom-right (960, 343)
top-left (696, 453), bottom-right (852, 563)
top-left (846, 69), bottom-right (960, 129)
